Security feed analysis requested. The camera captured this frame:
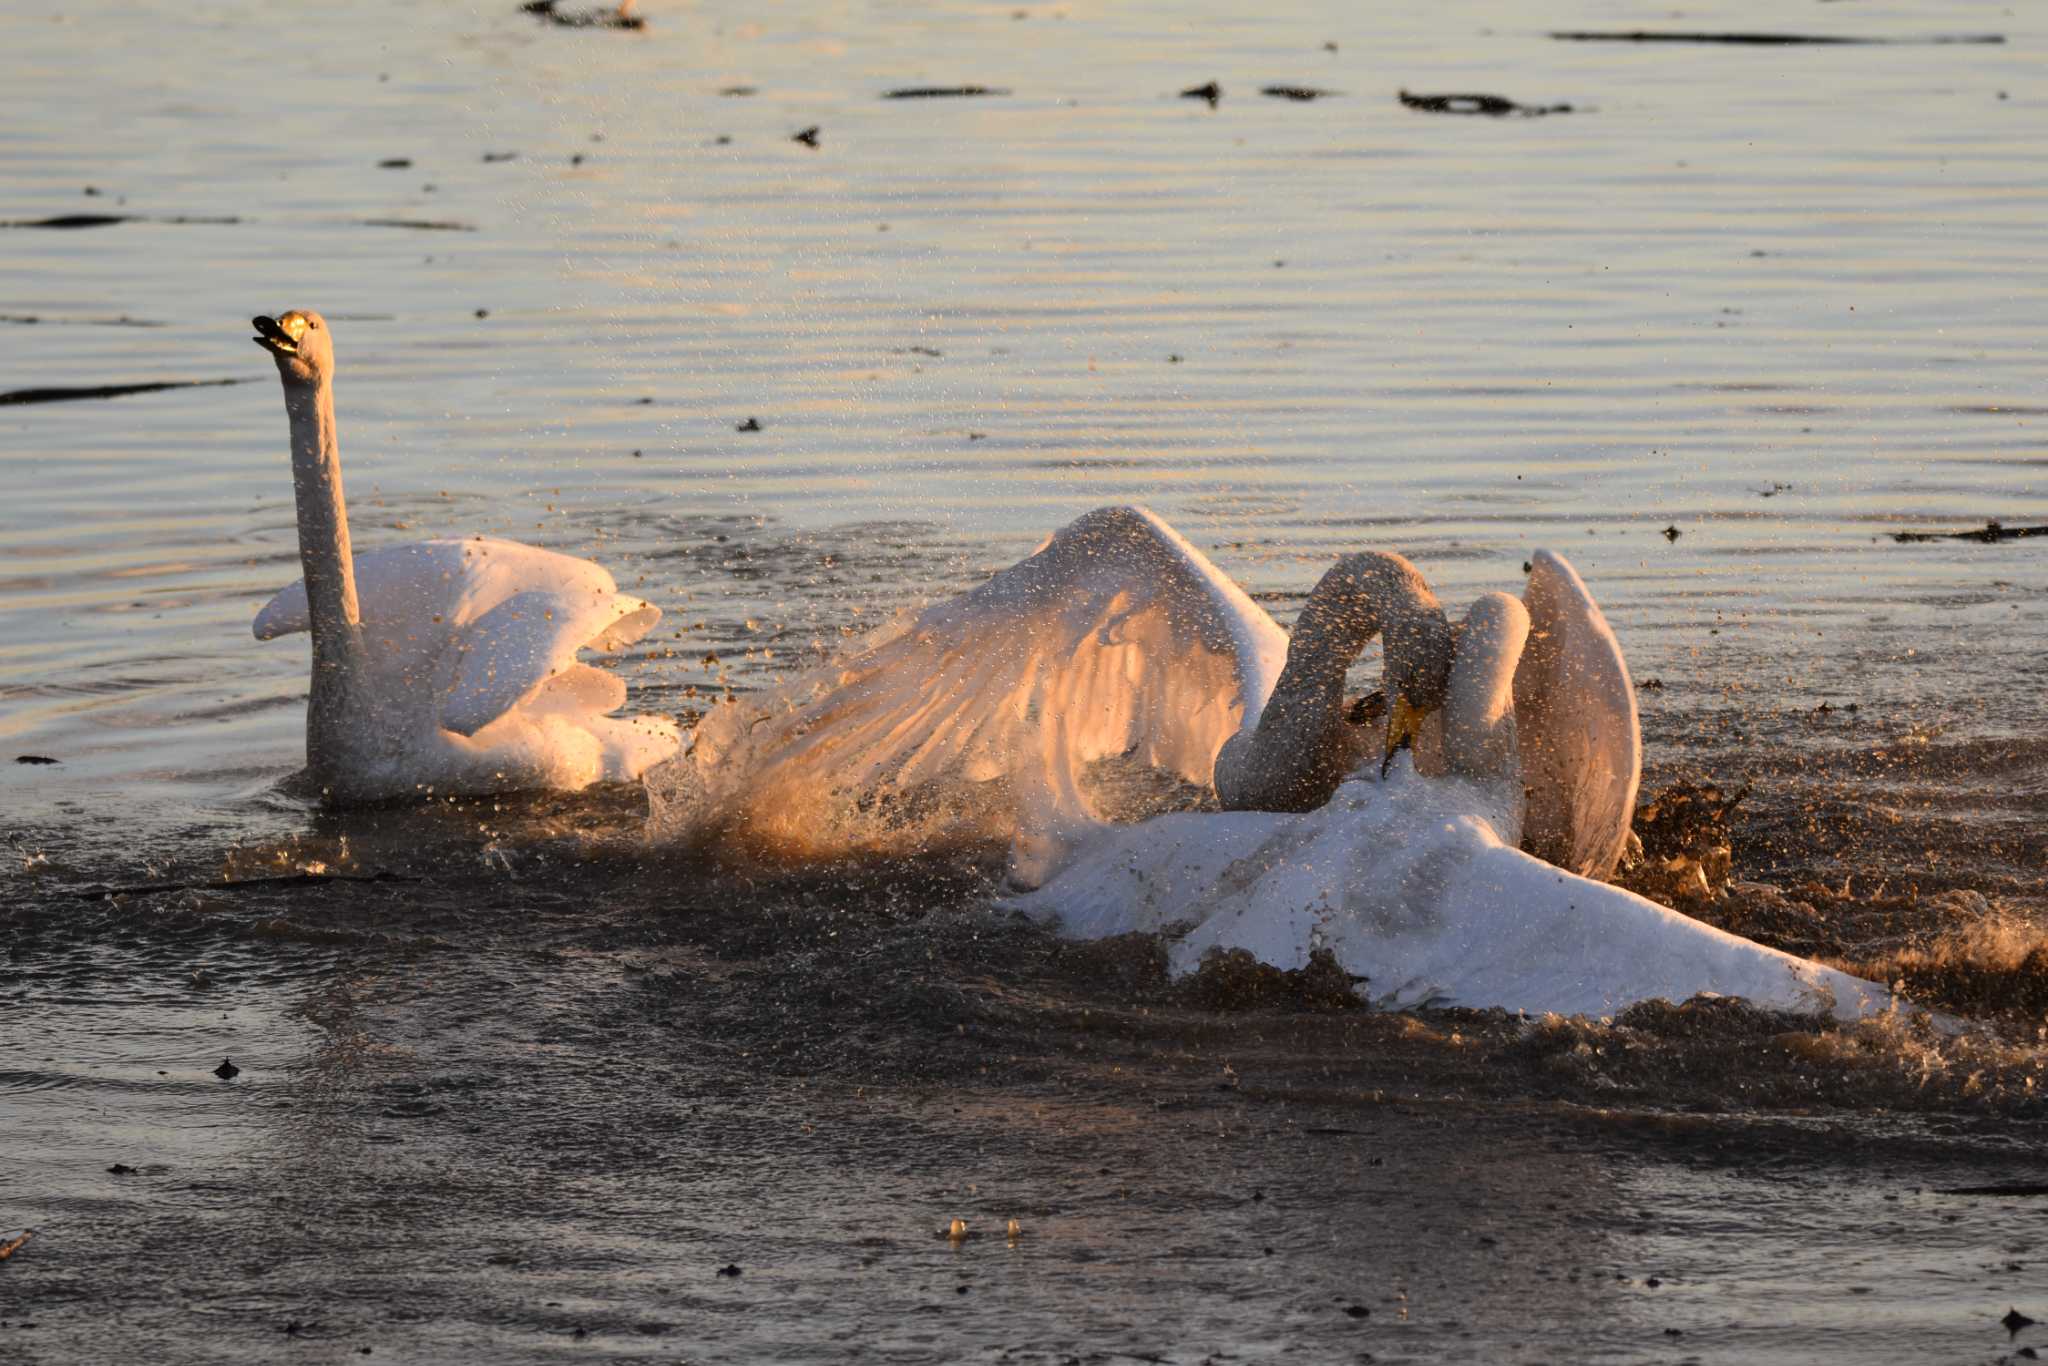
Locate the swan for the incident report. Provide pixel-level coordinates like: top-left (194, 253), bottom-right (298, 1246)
top-left (1008, 561), bottom-right (1895, 1022)
top-left (656, 505), bottom-right (1898, 1020)
top-left (250, 308), bottom-right (680, 802)
top-left (655, 507), bottom-right (1629, 885)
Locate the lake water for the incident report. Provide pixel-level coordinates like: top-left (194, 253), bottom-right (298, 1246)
top-left (2, 0), bottom-right (2044, 1360)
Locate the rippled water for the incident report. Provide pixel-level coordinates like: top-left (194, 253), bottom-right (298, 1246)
top-left (3, 0), bottom-right (2045, 1360)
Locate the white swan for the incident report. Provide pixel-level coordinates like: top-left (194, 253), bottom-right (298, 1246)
top-left (657, 505), bottom-right (1898, 1020)
top-left (657, 508), bottom-right (1630, 885)
top-left (1011, 570), bottom-right (1895, 1022)
top-left (251, 309), bottom-right (679, 803)
top-left (1212, 546), bottom-right (1642, 882)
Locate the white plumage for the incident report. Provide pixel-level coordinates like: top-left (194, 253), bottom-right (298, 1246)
top-left (653, 505), bottom-right (1287, 873)
top-left (655, 505), bottom-right (1899, 1020)
top-left (251, 309), bottom-right (678, 802)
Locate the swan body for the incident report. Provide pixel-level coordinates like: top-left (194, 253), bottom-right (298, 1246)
top-left (1013, 589), bottom-right (1892, 1020)
top-left (1011, 768), bottom-right (1894, 1019)
top-left (252, 309), bottom-right (678, 802)
top-left (656, 504), bottom-right (1896, 1019)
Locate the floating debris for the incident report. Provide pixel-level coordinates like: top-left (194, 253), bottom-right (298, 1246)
top-left (792, 126), bottom-right (821, 148)
top-left (883, 85), bottom-right (1009, 99)
top-left (482, 150), bottom-right (519, 162)
top-left (719, 85), bottom-right (758, 96)
top-left (735, 417), bottom-right (763, 432)
top-left (2, 214), bottom-right (240, 229)
top-left (0, 1231), bottom-right (30, 1262)
top-left (0, 314), bottom-right (164, 327)
top-left (1662, 524), bottom-right (1682, 541)
top-left (358, 218), bottom-right (477, 231)
top-left (6, 213), bottom-right (131, 228)
top-left (1261, 85), bottom-right (1336, 101)
top-left (2004, 1307), bottom-right (2037, 1338)
top-left (1893, 521), bottom-right (2048, 544)
top-left (0, 379), bottom-right (246, 407)
top-left (1181, 80), bottom-right (1222, 107)
top-left (1398, 89), bottom-right (1573, 117)
top-left (14, 754), bottom-right (60, 765)
top-left (520, 0), bottom-right (645, 29)
top-left (1549, 30), bottom-right (2003, 45)
top-left (716, 1262), bottom-right (742, 1277)
top-left (213, 1058), bottom-right (241, 1080)
top-left (377, 157), bottom-right (414, 169)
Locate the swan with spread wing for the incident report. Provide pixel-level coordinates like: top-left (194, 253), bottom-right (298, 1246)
top-left (656, 506), bottom-right (1893, 1019)
top-left (251, 309), bottom-right (679, 802)
top-left (1011, 545), bottom-right (1891, 1020)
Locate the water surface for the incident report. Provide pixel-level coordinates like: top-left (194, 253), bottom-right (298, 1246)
top-left (2, 0), bottom-right (2045, 1360)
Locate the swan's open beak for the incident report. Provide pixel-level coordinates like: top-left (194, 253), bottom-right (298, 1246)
top-left (253, 313), bottom-right (308, 356)
top-left (1381, 694), bottom-right (1428, 778)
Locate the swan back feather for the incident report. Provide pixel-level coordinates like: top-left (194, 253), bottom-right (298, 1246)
top-left (1515, 549), bottom-right (1641, 880)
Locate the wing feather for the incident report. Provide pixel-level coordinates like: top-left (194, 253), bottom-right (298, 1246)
top-left (253, 537), bottom-right (662, 738)
top-left (1515, 549), bottom-right (1641, 880)
top-left (658, 506), bottom-right (1287, 862)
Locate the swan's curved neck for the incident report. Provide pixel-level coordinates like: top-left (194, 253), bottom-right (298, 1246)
top-left (1440, 593), bottom-right (1529, 785)
top-left (1216, 553), bottom-right (1442, 812)
top-left (282, 376), bottom-right (363, 654)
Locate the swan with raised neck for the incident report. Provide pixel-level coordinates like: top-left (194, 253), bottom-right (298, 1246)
top-left (252, 308), bottom-right (371, 780)
top-left (250, 308), bottom-right (680, 800)
top-left (1214, 550), bottom-right (1455, 812)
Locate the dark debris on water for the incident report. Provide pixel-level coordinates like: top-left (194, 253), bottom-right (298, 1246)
top-left (882, 86), bottom-right (1009, 99)
top-left (1180, 81), bottom-right (1221, 107)
top-left (0, 379), bottom-right (247, 407)
top-left (1399, 89), bottom-right (1573, 118)
top-left (1261, 85), bottom-right (1336, 101)
top-left (520, 0), bottom-right (645, 30)
top-left (1, 214), bottom-right (240, 229)
top-left (1893, 521), bottom-right (2048, 544)
top-left (358, 218), bottom-right (477, 232)
top-left (1549, 29), bottom-right (2004, 45)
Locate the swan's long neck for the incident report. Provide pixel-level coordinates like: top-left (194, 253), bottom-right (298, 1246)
top-left (282, 375), bottom-right (368, 755)
top-left (1440, 593), bottom-right (1529, 786)
top-left (1216, 553), bottom-right (1442, 812)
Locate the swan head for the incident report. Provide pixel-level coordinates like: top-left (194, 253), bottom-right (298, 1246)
top-left (1380, 601), bottom-right (1455, 776)
top-left (252, 309), bottom-right (332, 387)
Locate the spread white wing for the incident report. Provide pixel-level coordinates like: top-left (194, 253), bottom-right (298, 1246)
top-left (655, 506), bottom-right (1287, 874)
top-left (1515, 549), bottom-right (1641, 880)
top-left (254, 537), bottom-right (662, 737)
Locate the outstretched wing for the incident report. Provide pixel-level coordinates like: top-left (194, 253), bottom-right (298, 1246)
top-left (253, 537), bottom-right (662, 736)
top-left (1515, 549), bottom-right (1641, 880)
top-left (660, 506), bottom-right (1288, 867)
